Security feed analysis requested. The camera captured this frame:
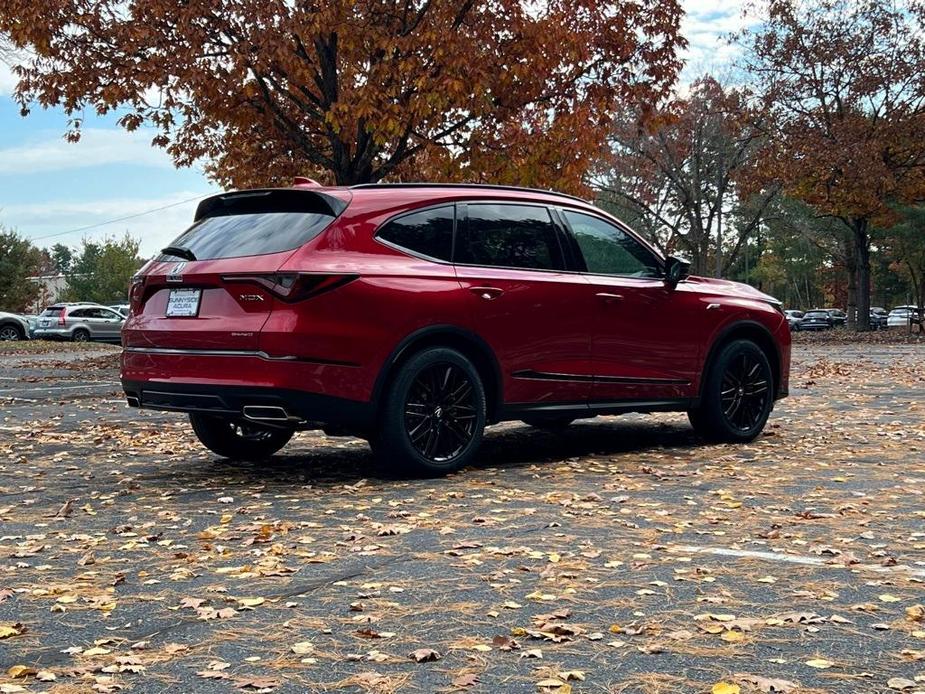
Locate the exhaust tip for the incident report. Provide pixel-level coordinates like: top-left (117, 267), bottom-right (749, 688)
top-left (242, 405), bottom-right (291, 422)
top-left (126, 396), bottom-right (140, 408)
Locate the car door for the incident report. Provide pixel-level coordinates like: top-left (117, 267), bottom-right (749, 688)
top-left (453, 202), bottom-right (593, 405)
top-left (97, 307), bottom-right (125, 340)
top-left (558, 208), bottom-right (716, 403)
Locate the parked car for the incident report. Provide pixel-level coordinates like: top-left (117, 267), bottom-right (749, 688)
top-left (0, 311), bottom-right (30, 341)
top-left (784, 310), bottom-right (804, 330)
top-left (798, 309), bottom-right (834, 331)
top-left (824, 308), bottom-right (847, 327)
top-left (121, 183), bottom-right (791, 476)
top-left (870, 307), bottom-right (889, 330)
top-left (34, 303), bottom-right (126, 342)
top-left (888, 305), bottom-right (923, 328)
top-left (108, 303), bottom-right (131, 317)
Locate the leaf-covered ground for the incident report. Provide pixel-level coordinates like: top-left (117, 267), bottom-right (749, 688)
top-left (1, 342), bottom-right (924, 693)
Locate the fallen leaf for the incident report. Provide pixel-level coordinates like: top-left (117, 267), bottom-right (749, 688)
top-left (452, 673), bottom-right (479, 688)
top-left (805, 658), bottom-right (834, 669)
top-left (7, 666), bottom-right (36, 679)
top-left (291, 642), bottom-right (314, 655)
top-left (887, 678), bottom-right (916, 691)
top-left (0, 623), bottom-right (25, 639)
top-left (409, 648), bottom-right (441, 662)
top-left (712, 683), bottom-right (740, 694)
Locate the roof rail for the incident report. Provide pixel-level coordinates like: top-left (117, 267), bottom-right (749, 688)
top-left (349, 182), bottom-right (590, 205)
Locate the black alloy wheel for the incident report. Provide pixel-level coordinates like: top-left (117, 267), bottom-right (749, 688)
top-left (374, 347), bottom-right (487, 477)
top-left (688, 339), bottom-right (774, 443)
top-left (719, 351), bottom-right (771, 432)
top-left (404, 362), bottom-right (478, 462)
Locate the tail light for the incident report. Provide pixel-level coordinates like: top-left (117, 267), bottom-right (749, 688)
top-left (129, 276), bottom-right (145, 314)
top-left (221, 273), bottom-right (358, 302)
top-left (58, 308), bottom-right (67, 326)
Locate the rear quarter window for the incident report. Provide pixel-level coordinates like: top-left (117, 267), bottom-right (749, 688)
top-left (41, 307), bottom-right (63, 317)
top-left (376, 206), bottom-right (454, 261)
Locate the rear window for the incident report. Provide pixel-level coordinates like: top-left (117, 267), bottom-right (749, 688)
top-left (804, 311), bottom-right (827, 318)
top-left (162, 190), bottom-right (340, 261)
top-left (41, 307), bottom-right (64, 317)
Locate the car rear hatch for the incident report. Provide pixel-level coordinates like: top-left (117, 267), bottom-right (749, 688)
top-left (124, 188), bottom-right (349, 351)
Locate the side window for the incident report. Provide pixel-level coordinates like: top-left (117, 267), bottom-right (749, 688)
top-left (102, 309), bottom-right (122, 320)
top-left (69, 308), bottom-right (88, 318)
top-left (458, 204), bottom-right (563, 270)
top-left (562, 210), bottom-right (661, 278)
top-left (377, 206), bottom-right (454, 261)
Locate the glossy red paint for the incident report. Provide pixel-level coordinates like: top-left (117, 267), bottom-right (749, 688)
top-left (122, 184), bottom-right (790, 427)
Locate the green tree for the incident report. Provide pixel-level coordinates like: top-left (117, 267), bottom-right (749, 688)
top-left (50, 243), bottom-right (73, 274)
top-left (0, 227), bottom-right (42, 312)
top-left (883, 207), bottom-right (925, 316)
top-left (62, 235), bottom-right (142, 304)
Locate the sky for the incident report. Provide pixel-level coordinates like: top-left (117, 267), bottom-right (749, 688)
top-left (0, 0), bottom-right (752, 258)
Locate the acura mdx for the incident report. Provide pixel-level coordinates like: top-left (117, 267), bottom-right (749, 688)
top-left (121, 182), bottom-right (791, 475)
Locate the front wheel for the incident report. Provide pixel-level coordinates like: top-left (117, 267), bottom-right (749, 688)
top-left (688, 339), bottom-right (773, 443)
top-left (0, 324), bottom-right (24, 341)
top-left (375, 347), bottom-right (486, 477)
top-left (189, 413), bottom-right (293, 460)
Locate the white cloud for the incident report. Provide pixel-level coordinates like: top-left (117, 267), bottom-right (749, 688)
top-left (0, 63), bottom-right (16, 96)
top-left (1, 190), bottom-right (219, 257)
top-left (679, 0), bottom-right (756, 82)
top-left (0, 127), bottom-right (179, 175)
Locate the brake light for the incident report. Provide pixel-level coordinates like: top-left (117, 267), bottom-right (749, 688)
top-left (129, 277), bottom-right (145, 314)
top-left (58, 308), bottom-right (67, 326)
top-left (221, 273), bottom-right (358, 302)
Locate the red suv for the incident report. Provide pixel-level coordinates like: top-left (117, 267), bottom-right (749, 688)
top-left (122, 183), bottom-right (790, 475)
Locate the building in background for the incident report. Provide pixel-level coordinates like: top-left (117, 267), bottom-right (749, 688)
top-left (26, 273), bottom-right (67, 314)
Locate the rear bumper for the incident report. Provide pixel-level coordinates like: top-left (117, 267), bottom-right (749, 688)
top-left (121, 379), bottom-right (373, 429)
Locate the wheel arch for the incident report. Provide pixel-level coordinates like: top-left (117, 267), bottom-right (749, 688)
top-left (700, 320), bottom-right (782, 401)
top-left (373, 325), bottom-right (504, 422)
top-left (0, 320), bottom-right (25, 339)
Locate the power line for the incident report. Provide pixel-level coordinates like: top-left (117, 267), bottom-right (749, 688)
top-left (28, 193), bottom-right (210, 243)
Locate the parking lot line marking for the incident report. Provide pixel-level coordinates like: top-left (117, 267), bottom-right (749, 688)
top-left (673, 544), bottom-right (925, 578)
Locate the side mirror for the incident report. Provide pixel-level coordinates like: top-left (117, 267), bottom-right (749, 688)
top-left (664, 255), bottom-right (690, 288)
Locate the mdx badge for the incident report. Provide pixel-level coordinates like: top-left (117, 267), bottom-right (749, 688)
top-left (238, 294), bottom-right (265, 302)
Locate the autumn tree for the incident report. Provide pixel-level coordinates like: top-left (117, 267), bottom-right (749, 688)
top-left (741, 0), bottom-right (925, 330)
top-left (62, 235), bottom-right (143, 304)
top-left (0, 228), bottom-right (42, 312)
top-left (592, 76), bottom-right (779, 276)
top-left (0, 1), bottom-right (684, 194)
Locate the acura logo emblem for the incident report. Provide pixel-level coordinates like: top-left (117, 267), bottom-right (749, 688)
top-left (167, 261), bottom-right (186, 283)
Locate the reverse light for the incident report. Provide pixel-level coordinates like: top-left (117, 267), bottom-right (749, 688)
top-left (221, 273), bottom-right (358, 302)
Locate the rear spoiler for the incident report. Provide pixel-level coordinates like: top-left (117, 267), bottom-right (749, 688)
top-left (194, 188), bottom-right (350, 222)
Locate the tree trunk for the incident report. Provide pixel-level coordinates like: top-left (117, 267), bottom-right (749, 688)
top-left (853, 218), bottom-right (871, 332)
top-left (844, 237), bottom-right (858, 331)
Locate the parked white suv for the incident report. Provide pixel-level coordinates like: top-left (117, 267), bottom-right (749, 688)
top-left (34, 303), bottom-right (125, 342)
top-left (0, 312), bottom-right (30, 341)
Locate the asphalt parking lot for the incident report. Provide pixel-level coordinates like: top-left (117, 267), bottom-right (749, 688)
top-left (1, 340), bottom-right (924, 693)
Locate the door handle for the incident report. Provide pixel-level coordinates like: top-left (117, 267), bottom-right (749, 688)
top-left (471, 286), bottom-right (504, 301)
top-left (596, 292), bottom-right (624, 303)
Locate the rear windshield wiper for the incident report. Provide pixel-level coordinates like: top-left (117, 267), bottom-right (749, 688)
top-left (161, 245), bottom-right (197, 261)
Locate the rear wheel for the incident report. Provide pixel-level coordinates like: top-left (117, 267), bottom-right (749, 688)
top-left (688, 339), bottom-right (773, 443)
top-left (0, 324), bottom-right (23, 341)
top-left (375, 347), bottom-right (486, 477)
top-left (72, 328), bottom-right (90, 343)
top-left (521, 416), bottom-right (575, 430)
top-left (189, 413), bottom-right (293, 460)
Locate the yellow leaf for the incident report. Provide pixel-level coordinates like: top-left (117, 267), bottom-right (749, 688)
top-left (805, 658), bottom-right (834, 669)
top-left (0, 624), bottom-right (24, 639)
top-left (609, 624), bottom-right (622, 633)
top-left (906, 605), bottom-right (924, 622)
top-left (712, 683), bottom-right (741, 694)
top-left (56, 595), bottom-right (78, 604)
top-left (238, 597), bottom-right (265, 608)
top-left (721, 630), bottom-right (745, 643)
top-left (291, 642), bottom-right (314, 655)
top-left (83, 646), bottom-right (111, 657)
top-left (879, 594), bottom-right (902, 603)
top-left (7, 666), bottom-right (35, 679)
top-left (472, 644), bottom-right (492, 652)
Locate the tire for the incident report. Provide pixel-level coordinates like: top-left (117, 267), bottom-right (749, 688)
top-left (375, 347), bottom-right (486, 477)
top-left (189, 413), bottom-right (293, 460)
top-left (688, 339), bottom-right (774, 443)
top-left (72, 328), bottom-right (91, 343)
top-left (521, 416), bottom-right (575, 430)
top-left (0, 323), bottom-right (24, 341)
